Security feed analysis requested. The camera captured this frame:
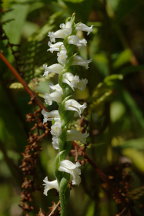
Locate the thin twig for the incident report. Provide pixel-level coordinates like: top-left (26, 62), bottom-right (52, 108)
top-left (48, 201), bottom-right (60, 216)
top-left (0, 52), bottom-right (47, 111)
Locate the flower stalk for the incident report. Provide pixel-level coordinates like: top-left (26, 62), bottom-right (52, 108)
top-left (41, 14), bottom-right (92, 215)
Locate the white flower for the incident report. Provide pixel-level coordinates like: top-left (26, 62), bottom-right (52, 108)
top-left (58, 160), bottom-right (81, 185)
top-left (43, 64), bottom-right (63, 76)
top-left (43, 177), bottom-right (59, 196)
top-left (48, 30), bottom-right (67, 43)
top-left (44, 84), bottom-right (63, 105)
top-left (48, 42), bottom-right (63, 53)
top-left (48, 20), bottom-right (72, 43)
top-left (60, 20), bottom-right (72, 31)
top-left (68, 35), bottom-right (87, 47)
top-left (65, 99), bottom-right (86, 117)
top-left (63, 72), bottom-right (88, 90)
top-left (41, 109), bottom-right (60, 123)
top-left (52, 136), bottom-right (59, 150)
top-left (67, 129), bottom-right (89, 144)
top-left (57, 47), bottom-right (68, 65)
top-left (76, 23), bottom-right (93, 35)
top-left (72, 55), bottom-right (91, 69)
top-left (51, 120), bottom-right (62, 137)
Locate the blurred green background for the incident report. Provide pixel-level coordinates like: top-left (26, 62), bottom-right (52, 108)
top-left (1, 0), bottom-right (144, 215)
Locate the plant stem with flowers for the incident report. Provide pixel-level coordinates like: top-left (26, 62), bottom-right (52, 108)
top-left (41, 14), bottom-right (92, 216)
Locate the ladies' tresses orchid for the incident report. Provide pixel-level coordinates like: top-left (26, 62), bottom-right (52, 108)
top-left (52, 136), bottom-right (59, 150)
top-left (76, 22), bottom-right (93, 35)
top-left (43, 64), bottom-right (63, 76)
top-left (65, 99), bottom-right (86, 117)
top-left (48, 41), bottom-right (63, 53)
top-left (43, 177), bottom-right (59, 196)
top-left (58, 160), bottom-right (81, 185)
top-left (68, 35), bottom-right (87, 47)
top-left (48, 30), bottom-right (69, 43)
top-left (41, 15), bottom-right (92, 214)
top-left (72, 55), bottom-right (91, 69)
top-left (63, 72), bottom-right (88, 90)
top-left (44, 84), bottom-right (63, 105)
top-left (48, 20), bottom-right (72, 43)
top-left (67, 129), bottom-right (89, 144)
top-left (57, 47), bottom-right (68, 65)
top-left (51, 120), bottom-right (62, 137)
top-left (41, 109), bottom-right (60, 123)
top-left (60, 20), bottom-right (72, 31)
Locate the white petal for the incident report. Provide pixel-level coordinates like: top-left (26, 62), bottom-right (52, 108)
top-left (51, 120), bottom-right (62, 137)
top-left (41, 110), bottom-right (60, 123)
top-left (63, 72), bottom-right (88, 91)
top-left (43, 177), bottom-right (59, 196)
top-left (52, 136), bottom-right (59, 149)
top-left (65, 99), bottom-right (86, 116)
top-left (68, 35), bottom-right (87, 47)
top-left (48, 42), bottom-right (63, 53)
top-left (43, 64), bottom-right (63, 76)
top-left (72, 174), bottom-right (81, 185)
top-left (72, 56), bottom-right (91, 69)
top-left (67, 129), bottom-right (89, 144)
top-left (76, 23), bottom-right (93, 35)
top-left (48, 28), bottom-right (71, 43)
top-left (44, 93), bottom-right (52, 105)
top-left (44, 84), bottom-right (63, 105)
top-left (60, 160), bottom-right (80, 170)
top-left (58, 160), bottom-right (81, 186)
top-left (77, 78), bottom-right (88, 90)
top-left (60, 20), bottom-right (72, 30)
top-left (57, 48), bottom-right (68, 65)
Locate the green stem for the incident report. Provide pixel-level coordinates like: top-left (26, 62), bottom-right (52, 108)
top-left (55, 15), bottom-right (76, 216)
top-left (59, 177), bottom-right (70, 216)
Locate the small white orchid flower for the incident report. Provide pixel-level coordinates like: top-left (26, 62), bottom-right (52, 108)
top-left (68, 35), bottom-right (87, 47)
top-left (44, 84), bottom-right (63, 105)
top-left (63, 72), bottom-right (88, 90)
top-left (52, 136), bottom-right (59, 150)
top-left (43, 177), bottom-right (59, 196)
top-left (67, 129), bottom-right (89, 144)
top-left (41, 109), bottom-right (60, 123)
top-left (60, 20), bottom-right (72, 30)
top-left (65, 99), bottom-right (86, 116)
top-left (51, 120), bottom-right (62, 137)
top-left (48, 21), bottom-right (72, 43)
top-left (48, 41), bottom-right (63, 53)
top-left (43, 64), bottom-right (63, 76)
top-left (76, 23), bottom-right (93, 35)
top-left (72, 55), bottom-right (91, 69)
top-left (57, 47), bottom-right (68, 65)
top-left (58, 160), bottom-right (81, 185)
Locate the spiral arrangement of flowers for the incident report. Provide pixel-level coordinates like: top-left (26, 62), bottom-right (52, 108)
top-left (41, 14), bottom-right (92, 215)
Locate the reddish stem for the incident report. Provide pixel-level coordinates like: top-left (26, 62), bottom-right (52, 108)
top-left (0, 52), bottom-right (47, 111)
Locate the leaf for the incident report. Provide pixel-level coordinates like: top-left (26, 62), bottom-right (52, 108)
top-left (104, 74), bottom-right (123, 86)
top-left (123, 149), bottom-right (144, 172)
top-left (2, 0), bottom-right (30, 43)
top-left (93, 53), bottom-right (109, 77)
top-left (110, 101), bottom-right (125, 122)
top-left (113, 49), bottom-right (133, 68)
top-left (86, 202), bottom-right (95, 216)
top-left (122, 90), bottom-right (144, 129)
top-left (114, 138), bottom-right (144, 151)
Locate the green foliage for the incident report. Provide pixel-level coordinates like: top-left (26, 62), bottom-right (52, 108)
top-left (1, 0), bottom-right (144, 215)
